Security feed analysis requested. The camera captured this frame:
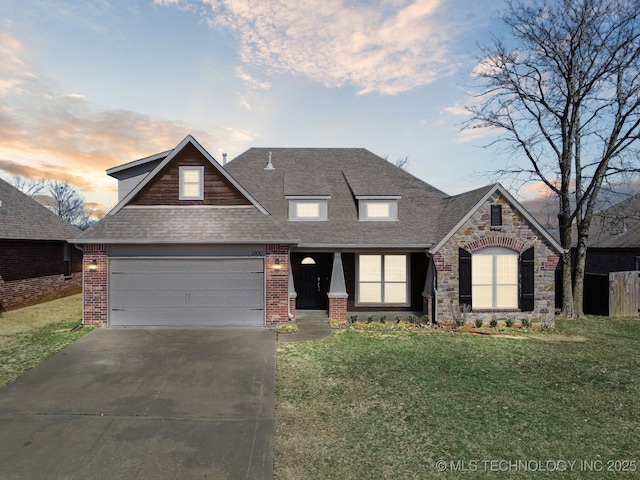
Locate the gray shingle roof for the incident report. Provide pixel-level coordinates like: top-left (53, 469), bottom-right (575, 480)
top-left (435, 184), bottom-right (496, 242)
top-left (0, 178), bottom-right (82, 241)
top-left (587, 194), bottom-right (640, 248)
top-left (225, 148), bottom-right (449, 247)
top-left (73, 206), bottom-right (296, 244)
top-left (79, 139), bottom-right (561, 251)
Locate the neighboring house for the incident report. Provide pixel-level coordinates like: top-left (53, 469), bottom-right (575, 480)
top-left (0, 178), bottom-right (83, 311)
top-left (580, 194), bottom-right (640, 314)
top-left (71, 135), bottom-right (563, 328)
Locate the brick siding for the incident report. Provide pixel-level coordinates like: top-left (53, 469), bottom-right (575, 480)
top-left (82, 245), bottom-right (108, 327)
top-left (328, 296), bottom-right (348, 324)
top-left (0, 240), bottom-right (82, 312)
top-left (265, 244), bottom-right (290, 326)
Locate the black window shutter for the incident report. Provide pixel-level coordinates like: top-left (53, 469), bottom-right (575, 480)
top-left (459, 248), bottom-right (472, 308)
top-left (491, 205), bottom-right (502, 226)
top-left (520, 247), bottom-right (534, 311)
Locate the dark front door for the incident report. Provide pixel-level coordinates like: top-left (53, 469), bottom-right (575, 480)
top-left (292, 253), bottom-right (331, 310)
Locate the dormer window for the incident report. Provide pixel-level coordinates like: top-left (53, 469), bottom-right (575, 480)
top-left (179, 166), bottom-right (204, 200)
top-left (358, 197), bottom-right (399, 221)
top-left (287, 196), bottom-right (329, 221)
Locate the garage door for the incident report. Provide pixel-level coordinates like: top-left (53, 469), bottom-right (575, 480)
top-left (109, 258), bottom-right (264, 327)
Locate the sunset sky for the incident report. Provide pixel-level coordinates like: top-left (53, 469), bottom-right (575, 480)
top-left (0, 0), bottom-right (545, 213)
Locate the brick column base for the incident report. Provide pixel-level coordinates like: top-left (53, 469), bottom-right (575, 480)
top-left (289, 297), bottom-right (296, 322)
top-left (328, 296), bottom-right (348, 325)
top-left (423, 295), bottom-right (432, 323)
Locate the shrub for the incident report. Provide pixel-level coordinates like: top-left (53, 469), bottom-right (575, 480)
top-left (367, 315), bottom-right (374, 324)
top-left (521, 318), bottom-right (531, 328)
top-left (489, 317), bottom-right (498, 328)
top-left (350, 315), bottom-right (358, 324)
top-left (407, 314), bottom-right (417, 324)
top-left (380, 315), bottom-right (387, 324)
top-left (393, 315), bottom-right (402, 324)
top-left (474, 318), bottom-right (483, 328)
top-left (505, 318), bottom-right (515, 328)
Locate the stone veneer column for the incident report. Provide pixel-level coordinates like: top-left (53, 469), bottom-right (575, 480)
top-left (83, 244), bottom-right (108, 327)
top-left (265, 244), bottom-right (290, 326)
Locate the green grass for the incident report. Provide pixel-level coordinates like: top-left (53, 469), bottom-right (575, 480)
top-left (0, 294), bottom-right (92, 388)
top-left (275, 317), bottom-right (640, 479)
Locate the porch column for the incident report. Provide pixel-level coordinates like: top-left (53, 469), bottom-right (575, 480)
top-left (422, 253), bottom-right (436, 323)
top-left (327, 252), bottom-right (348, 324)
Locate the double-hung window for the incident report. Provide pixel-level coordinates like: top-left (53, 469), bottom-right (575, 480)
top-left (179, 166), bottom-right (204, 200)
top-left (357, 254), bottom-right (408, 305)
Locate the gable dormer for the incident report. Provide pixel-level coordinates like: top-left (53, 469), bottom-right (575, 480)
top-left (108, 136), bottom-right (267, 215)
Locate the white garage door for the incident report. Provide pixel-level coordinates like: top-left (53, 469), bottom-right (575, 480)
top-left (109, 258), bottom-right (264, 327)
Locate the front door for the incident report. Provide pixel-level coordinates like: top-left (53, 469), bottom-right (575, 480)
top-left (292, 254), bottom-right (331, 310)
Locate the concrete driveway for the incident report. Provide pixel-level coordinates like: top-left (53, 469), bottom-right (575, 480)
top-left (0, 328), bottom-right (276, 479)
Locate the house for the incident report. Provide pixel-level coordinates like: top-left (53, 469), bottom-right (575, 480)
top-left (71, 135), bottom-right (563, 328)
top-left (0, 178), bottom-right (83, 311)
top-left (580, 194), bottom-right (640, 314)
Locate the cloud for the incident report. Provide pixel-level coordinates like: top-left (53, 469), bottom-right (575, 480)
top-left (442, 102), bottom-right (469, 117)
top-left (0, 31), bottom-right (226, 205)
top-left (155, 0), bottom-right (457, 95)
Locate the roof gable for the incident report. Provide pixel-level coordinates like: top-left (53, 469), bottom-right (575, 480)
top-left (431, 183), bottom-right (565, 254)
top-left (0, 178), bottom-right (81, 241)
top-left (109, 136), bottom-right (267, 215)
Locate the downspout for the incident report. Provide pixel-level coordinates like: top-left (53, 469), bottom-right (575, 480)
top-left (288, 251), bottom-right (297, 320)
top-left (73, 243), bottom-right (86, 325)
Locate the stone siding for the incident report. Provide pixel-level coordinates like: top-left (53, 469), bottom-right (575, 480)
top-left (434, 192), bottom-right (559, 326)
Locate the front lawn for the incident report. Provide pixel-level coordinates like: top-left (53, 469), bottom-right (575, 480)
top-left (0, 294), bottom-right (91, 388)
top-left (275, 317), bottom-right (640, 479)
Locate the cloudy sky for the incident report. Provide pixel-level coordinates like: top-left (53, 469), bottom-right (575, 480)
top-left (0, 0), bottom-right (534, 212)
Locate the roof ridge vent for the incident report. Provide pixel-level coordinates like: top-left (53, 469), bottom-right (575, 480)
top-left (265, 151), bottom-right (275, 170)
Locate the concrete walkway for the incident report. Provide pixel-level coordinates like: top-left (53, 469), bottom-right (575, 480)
top-left (0, 328), bottom-right (275, 480)
top-left (277, 311), bottom-right (333, 343)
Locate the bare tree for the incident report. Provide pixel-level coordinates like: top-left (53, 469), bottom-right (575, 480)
top-left (12, 176), bottom-right (46, 197)
top-left (383, 154), bottom-right (410, 170)
top-left (48, 180), bottom-right (86, 225)
top-left (465, 0), bottom-right (640, 317)
top-left (395, 156), bottom-right (410, 170)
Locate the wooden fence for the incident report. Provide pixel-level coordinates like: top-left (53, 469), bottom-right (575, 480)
top-left (609, 271), bottom-right (640, 317)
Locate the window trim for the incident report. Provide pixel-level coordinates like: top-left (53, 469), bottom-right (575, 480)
top-left (356, 196), bottom-right (400, 221)
top-left (471, 248), bottom-right (518, 309)
top-left (179, 166), bottom-right (204, 200)
top-left (356, 253), bottom-right (409, 306)
top-left (287, 197), bottom-right (329, 221)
